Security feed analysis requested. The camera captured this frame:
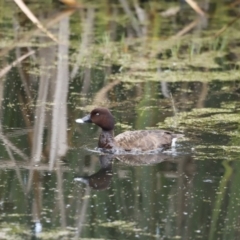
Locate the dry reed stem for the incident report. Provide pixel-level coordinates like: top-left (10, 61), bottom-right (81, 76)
top-left (60, 0), bottom-right (79, 7)
top-left (0, 9), bottom-right (74, 58)
top-left (214, 15), bottom-right (240, 38)
top-left (93, 80), bottom-right (121, 106)
top-left (185, 0), bottom-right (205, 16)
top-left (174, 18), bottom-right (199, 37)
top-left (14, 0), bottom-right (58, 43)
top-left (0, 50), bottom-right (34, 78)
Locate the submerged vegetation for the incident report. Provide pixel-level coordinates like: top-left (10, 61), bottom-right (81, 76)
top-left (0, 0), bottom-right (240, 239)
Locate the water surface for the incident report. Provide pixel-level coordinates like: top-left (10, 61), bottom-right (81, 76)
top-left (0, 0), bottom-right (240, 239)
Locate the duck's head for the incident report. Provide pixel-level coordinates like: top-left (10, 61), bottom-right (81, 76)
top-left (76, 107), bottom-right (115, 131)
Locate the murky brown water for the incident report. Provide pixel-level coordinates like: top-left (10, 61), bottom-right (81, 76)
top-left (1, 0), bottom-right (240, 239)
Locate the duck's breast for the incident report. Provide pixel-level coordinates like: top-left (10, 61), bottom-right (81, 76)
top-left (115, 130), bottom-right (176, 151)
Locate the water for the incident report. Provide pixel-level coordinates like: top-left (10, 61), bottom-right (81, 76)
top-left (1, 0), bottom-right (240, 239)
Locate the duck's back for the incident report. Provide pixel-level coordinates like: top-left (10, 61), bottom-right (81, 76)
top-left (115, 130), bottom-right (181, 151)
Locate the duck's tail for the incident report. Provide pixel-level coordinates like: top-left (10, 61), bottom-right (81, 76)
top-left (171, 134), bottom-right (184, 147)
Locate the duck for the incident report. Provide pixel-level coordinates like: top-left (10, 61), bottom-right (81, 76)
top-left (75, 107), bottom-right (183, 153)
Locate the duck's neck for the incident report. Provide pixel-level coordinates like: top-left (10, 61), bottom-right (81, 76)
top-left (98, 130), bottom-right (117, 149)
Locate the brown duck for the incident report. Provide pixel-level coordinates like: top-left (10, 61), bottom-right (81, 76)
top-left (76, 107), bottom-right (183, 153)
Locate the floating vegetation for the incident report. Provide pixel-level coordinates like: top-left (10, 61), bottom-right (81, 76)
top-left (158, 107), bottom-right (240, 133)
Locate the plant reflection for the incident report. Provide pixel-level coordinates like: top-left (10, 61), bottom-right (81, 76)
top-left (0, 0), bottom-right (240, 239)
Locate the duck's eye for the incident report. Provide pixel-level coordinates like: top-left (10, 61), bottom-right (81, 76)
top-left (95, 112), bottom-right (100, 116)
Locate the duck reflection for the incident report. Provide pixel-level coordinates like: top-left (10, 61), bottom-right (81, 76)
top-left (115, 151), bottom-right (179, 166)
top-left (74, 152), bottom-right (184, 190)
top-left (74, 155), bottom-right (113, 190)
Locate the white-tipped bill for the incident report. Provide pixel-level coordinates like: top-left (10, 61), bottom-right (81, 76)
top-left (75, 118), bottom-right (84, 123)
top-left (75, 114), bottom-right (92, 123)
top-left (74, 177), bottom-right (89, 185)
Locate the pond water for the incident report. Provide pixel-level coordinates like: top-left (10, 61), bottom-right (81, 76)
top-left (1, 0), bottom-right (240, 239)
